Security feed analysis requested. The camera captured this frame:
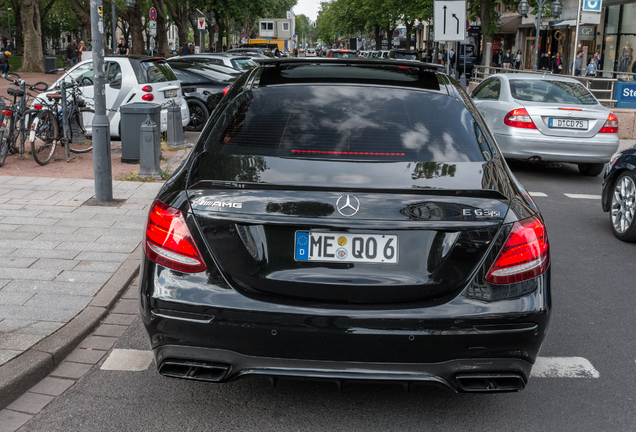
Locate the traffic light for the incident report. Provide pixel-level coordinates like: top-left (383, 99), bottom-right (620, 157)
top-left (313, 21), bottom-right (316, 28)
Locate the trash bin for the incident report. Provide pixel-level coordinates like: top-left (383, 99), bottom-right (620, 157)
top-left (44, 57), bottom-right (57, 74)
top-left (119, 102), bottom-right (161, 163)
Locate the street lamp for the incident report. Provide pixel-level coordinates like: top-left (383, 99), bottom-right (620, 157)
top-left (417, 23), bottom-right (425, 51)
top-left (519, 0), bottom-right (561, 72)
top-left (124, 0), bottom-right (136, 10)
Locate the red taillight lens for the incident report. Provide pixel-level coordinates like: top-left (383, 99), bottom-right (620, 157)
top-left (33, 104), bottom-right (43, 110)
top-left (485, 215), bottom-right (549, 285)
top-left (503, 108), bottom-right (537, 129)
top-left (2, 109), bottom-right (12, 116)
top-left (144, 200), bottom-right (207, 273)
top-left (141, 94), bottom-right (154, 101)
top-left (223, 87), bottom-right (230, 95)
top-left (142, 85), bottom-right (153, 92)
top-left (599, 113), bottom-right (618, 133)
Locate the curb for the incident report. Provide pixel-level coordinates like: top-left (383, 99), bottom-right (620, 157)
top-left (0, 245), bottom-right (142, 410)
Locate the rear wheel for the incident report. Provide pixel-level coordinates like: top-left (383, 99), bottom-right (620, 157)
top-left (0, 128), bottom-right (7, 167)
top-left (578, 163), bottom-right (605, 176)
top-left (30, 110), bottom-right (59, 166)
top-left (610, 171), bottom-right (636, 242)
top-left (68, 108), bottom-right (94, 153)
top-left (186, 99), bottom-right (209, 132)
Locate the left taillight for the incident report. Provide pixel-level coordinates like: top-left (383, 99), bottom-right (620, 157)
top-left (144, 200), bottom-right (207, 273)
top-left (485, 215), bottom-right (549, 285)
top-left (503, 108), bottom-right (537, 129)
top-left (599, 113), bottom-right (618, 133)
top-left (223, 87), bottom-right (230, 95)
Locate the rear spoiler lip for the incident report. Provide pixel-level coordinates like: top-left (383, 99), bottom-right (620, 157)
top-left (254, 57), bottom-right (446, 71)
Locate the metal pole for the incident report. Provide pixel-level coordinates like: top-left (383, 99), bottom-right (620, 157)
top-left (572, 0), bottom-right (583, 76)
top-left (91, 0), bottom-right (113, 202)
top-left (111, 0), bottom-right (116, 53)
top-left (533, 0), bottom-right (543, 72)
top-left (60, 83), bottom-right (71, 160)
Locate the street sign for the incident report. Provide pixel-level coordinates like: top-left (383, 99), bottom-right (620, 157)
top-left (434, 0), bottom-right (467, 42)
top-left (583, 0), bottom-right (602, 12)
top-left (214, 24), bottom-right (219, 33)
top-left (149, 28), bottom-right (157, 36)
top-left (293, 34), bottom-right (297, 38)
top-left (197, 18), bottom-right (205, 30)
top-left (287, 10), bottom-right (292, 19)
top-left (149, 7), bottom-right (157, 21)
top-left (393, 29), bottom-right (400, 37)
top-left (371, 34), bottom-right (375, 39)
top-left (214, 33), bottom-right (219, 41)
top-left (97, 5), bottom-right (103, 16)
top-left (149, 21), bottom-right (157, 29)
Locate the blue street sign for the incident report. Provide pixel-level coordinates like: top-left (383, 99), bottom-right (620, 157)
top-left (293, 34), bottom-right (297, 38)
top-left (337, 34), bottom-right (341, 38)
top-left (583, 0), bottom-right (602, 12)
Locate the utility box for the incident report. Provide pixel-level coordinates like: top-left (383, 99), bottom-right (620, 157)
top-left (45, 57), bottom-right (57, 74)
top-left (119, 102), bottom-right (161, 163)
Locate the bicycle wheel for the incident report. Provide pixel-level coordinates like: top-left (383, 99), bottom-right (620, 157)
top-left (68, 108), bottom-right (94, 153)
top-left (30, 110), bottom-right (59, 166)
top-left (0, 128), bottom-right (7, 167)
top-left (5, 116), bottom-right (19, 154)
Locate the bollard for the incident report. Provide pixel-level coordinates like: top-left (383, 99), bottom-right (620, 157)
top-left (459, 74), bottom-right (467, 91)
top-left (138, 115), bottom-right (162, 178)
top-left (166, 99), bottom-right (186, 148)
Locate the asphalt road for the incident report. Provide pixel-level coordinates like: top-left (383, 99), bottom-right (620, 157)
top-left (18, 158), bottom-right (636, 431)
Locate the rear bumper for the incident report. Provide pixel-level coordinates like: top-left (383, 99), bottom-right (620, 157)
top-left (139, 258), bottom-right (551, 393)
top-left (493, 130), bottom-right (619, 163)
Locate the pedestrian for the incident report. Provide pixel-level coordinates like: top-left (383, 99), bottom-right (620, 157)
top-left (585, 55), bottom-right (598, 76)
top-left (539, 52), bottom-right (550, 70)
top-left (181, 43), bottom-right (189, 55)
top-left (0, 51), bottom-right (9, 77)
top-left (493, 50), bottom-right (502, 68)
top-left (503, 48), bottom-right (512, 69)
top-left (67, 39), bottom-right (78, 67)
top-left (117, 38), bottom-right (129, 55)
top-left (551, 52), bottom-right (563, 74)
top-left (87, 42), bottom-right (92, 51)
top-left (77, 40), bottom-right (88, 62)
top-left (569, 51), bottom-right (584, 76)
top-left (189, 43), bottom-right (194, 54)
top-left (515, 49), bottom-right (523, 69)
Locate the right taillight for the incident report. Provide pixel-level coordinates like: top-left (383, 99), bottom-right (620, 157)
top-left (485, 215), bottom-right (549, 285)
top-left (144, 200), bottom-right (207, 273)
top-left (599, 113), bottom-right (618, 133)
top-left (223, 87), bottom-right (230, 95)
top-left (141, 94), bottom-right (154, 101)
top-left (503, 108), bottom-right (537, 129)
top-left (2, 109), bottom-right (12, 116)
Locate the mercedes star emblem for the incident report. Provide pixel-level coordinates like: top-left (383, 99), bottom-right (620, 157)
top-left (336, 195), bottom-right (360, 217)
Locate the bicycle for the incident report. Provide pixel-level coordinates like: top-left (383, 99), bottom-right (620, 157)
top-left (28, 79), bottom-right (94, 165)
top-left (0, 73), bottom-right (48, 167)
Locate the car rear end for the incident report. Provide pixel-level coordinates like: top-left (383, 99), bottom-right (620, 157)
top-left (139, 60), bottom-right (551, 393)
top-left (329, 50), bottom-right (359, 58)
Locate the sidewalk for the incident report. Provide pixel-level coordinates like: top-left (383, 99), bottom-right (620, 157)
top-left (0, 143), bottom-right (192, 409)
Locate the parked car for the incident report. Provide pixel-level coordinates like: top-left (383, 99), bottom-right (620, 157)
top-left (602, 143), bottom-right (636, 241)
top-left (326, 49), bottom-right (358, 58)
top-left (32, 56), bottom-right (189, 138)
top-left (167, 61), bottom-right (236, 131)
top-left (140, 58), bottom-right (551, 393)
top-left (170, 54), bottom-right (258, 72)
top-left (226, 48), bottom-right (275, 58)
top-left (388, 49), bottom-right (421, 61)
top-left (306, 48), bottom-right (317, 57)
top-left (470, 74), bottom-right (619, 176)
top-left (168, 58), bottom-right (243, 77)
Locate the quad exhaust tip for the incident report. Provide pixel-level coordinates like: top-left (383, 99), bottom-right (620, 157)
top-left (455, 373), bottom-right (526, 392)
top-left (159, 360), bottom-right (229, 382)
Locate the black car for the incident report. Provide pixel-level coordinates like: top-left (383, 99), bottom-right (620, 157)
top-left (326, 49), bottom-right (358, 58)
top-left (388, 49), bottom-right (421, 61)
top-left (140, 58), bottom-right (551, 393)
top-left (166, 61), bottom-right (236, 131)
top-left (602, 144), bottom-right (636, 241)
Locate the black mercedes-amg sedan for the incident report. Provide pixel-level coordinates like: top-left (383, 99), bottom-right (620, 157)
top-left (602, 143), bottom-right (636, 241)
top-left (140, 59), bottom-right (551, 393)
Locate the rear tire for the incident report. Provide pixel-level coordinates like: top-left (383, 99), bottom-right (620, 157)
top-left (578, 163), bottom-right (605, 176)
top-left (610, 171), bottom-right (636, 242)
top-left (186, 99), bottom-right (209, 132)
top-left (30, 110), bottom-right (59, 166)
top-left (0, 128), bottom-right (7, 167)
top-left (68, 108), bottom-right (94, 153)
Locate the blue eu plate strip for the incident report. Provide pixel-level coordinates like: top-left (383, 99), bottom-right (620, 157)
top-left (295, 232), bottom-right (309, 260)
top-left (549, 118), bottom-right (553, 127)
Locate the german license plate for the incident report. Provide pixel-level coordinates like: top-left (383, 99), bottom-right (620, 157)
top-left (294, 232), bottom-right (398, 264)
top-left (164, 89), bottom-right (178, 98)
top-left (548, 118), bottom-right (588, 129)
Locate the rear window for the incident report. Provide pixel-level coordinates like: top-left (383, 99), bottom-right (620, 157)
top-left (231, 59), bottom-right (257, 70)
top-left (509, 79), bottom-right (597, 105)
top-left (141, 61), bottom-right (177, 83)
top-left (207, 86), bottom-right (488, 162)
top-left (394, 52), bottom-right (419, 60)
top-left (331, 52), bottom-right (358, 58)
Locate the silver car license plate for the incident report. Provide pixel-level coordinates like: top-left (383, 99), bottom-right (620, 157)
top-left (164, 89), bottom-right (178, 99)
top-left (548, 118), bottom-right (588, 129)
top-left (294, 231), bottom-right (398, 264)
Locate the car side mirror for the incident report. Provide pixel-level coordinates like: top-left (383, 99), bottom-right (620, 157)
top-left (109, 78), bottom-right (122, 89)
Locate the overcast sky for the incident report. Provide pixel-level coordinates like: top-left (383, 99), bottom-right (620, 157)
top-left (293, 0), bottom-right (321, 22)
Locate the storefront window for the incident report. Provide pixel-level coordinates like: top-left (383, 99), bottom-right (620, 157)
top-left (621, 4), bottom-right (636, 34)
top-left (605, 5), bottom-right (620, 34)
top-left (617, 35), bottom-right (635, 74)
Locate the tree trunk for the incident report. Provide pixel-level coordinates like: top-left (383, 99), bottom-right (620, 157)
top-left (374, 26), bottom-right (381, 51)
top-left (405, 21), bottom-right (413, 50)
top-left (385, 25), bottom-right (393, 50)
top-left (128, 2), bottom-right (144, 55)
top-left (19, 0), bottom-right (44, 72)
top-left (480, 1), bottom-right (493, 66)
top-left (164, 0), bottom-right (190, 48)
top-left (67, 0), bottom-right (91, 36)
top-left (152, 0), bottom-right (170, 57)
top-left (9, 0), bottom-right (23, 55)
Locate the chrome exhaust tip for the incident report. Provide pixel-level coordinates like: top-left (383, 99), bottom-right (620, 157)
top-left (455, 373), bottom-right (526, 392)
top-left (159, 360), bottom-right (229, 382)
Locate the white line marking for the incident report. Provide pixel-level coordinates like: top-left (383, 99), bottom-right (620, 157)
top-left (531, 356), bottom-right (599, 378)
top-left (100, 349), bottom-right (154, 371)
top-left (564, 194), bottom-right (602, 200)
top-left (529, 192), bottom-right (548, 197)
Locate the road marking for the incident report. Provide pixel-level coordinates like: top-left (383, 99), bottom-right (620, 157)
top-left (529, 192), bottom-right (548, 197)
top-left (100, 349), bottom-right (154, 371)
top-left (531, 356), bottom-right (599, 378)
top-left (564, 193), bottom-right (602, 200)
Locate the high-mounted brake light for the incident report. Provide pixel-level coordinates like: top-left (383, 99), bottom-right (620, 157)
top-left (142, 94), bottom-right (154, 101)
top-left (142, 85), bottom-right (153, 92)
top-left (2, 109), bottom-right (12, 116)
top-left (223, 87), bottom-right (230, 95)
top-left (485, 215), bottom-right (549, 285)
top-left (558, 108), bottom-right (582, 111)
top-left (503, 108), bottom-right (537, 129)
top-left (144, 200), bottom-right (207, 273)
top-left (33, 104), bottom-right (43, 110)
top-left (599, 113), bottom-right (618, 134)
top-left (292, 149), bottom-right (405, 156)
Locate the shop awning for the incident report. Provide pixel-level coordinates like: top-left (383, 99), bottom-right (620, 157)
top-left (498, 16), bottom-right (523, 33)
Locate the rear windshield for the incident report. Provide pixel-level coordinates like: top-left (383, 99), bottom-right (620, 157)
top-left (141, 61), bottom-right (177, 83)
top-left (509, 79), bottom-right (597, 105)
top-left (395, 52), bottom-right (419, 60)
top-left (331, 52), bottom-right (357, 58)
top-left (207, 86), bottom-right (488, 162)
top-left (231, 58), bottom-right (258, 70)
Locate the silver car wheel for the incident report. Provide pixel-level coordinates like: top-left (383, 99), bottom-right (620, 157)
top-left (611, 175), bottom-right (636, 234)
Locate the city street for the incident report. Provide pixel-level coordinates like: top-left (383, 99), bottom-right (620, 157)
top-left (6, 152), bottom-right (636, 431)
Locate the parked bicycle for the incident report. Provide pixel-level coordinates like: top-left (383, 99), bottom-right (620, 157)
top-left (0, 73), bottom-right (48, 167)
top-left (28, 78), bottom-right (94, 165)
